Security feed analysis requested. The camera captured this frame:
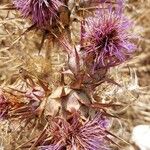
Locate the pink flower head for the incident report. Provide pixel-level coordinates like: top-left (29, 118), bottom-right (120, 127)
top-left (82, 6), bottom-right (136, 70)
top-left (39, 113), bottom-right (110, 150)
top-left (13, 0), bottom-right (63, 27)
top-left (73, 113), bottom-right (110, 150)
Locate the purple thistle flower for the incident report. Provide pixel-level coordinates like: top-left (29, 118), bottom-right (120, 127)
top-left (74, 113), bottom-right (110, 150)
top-left (13, 0), bottom-right (63, 27)
top-left (82, 6), bottom-right (136, 70)
top-left (39, 112), bottom-right (110, 150)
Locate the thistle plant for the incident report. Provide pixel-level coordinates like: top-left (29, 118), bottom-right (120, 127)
top-left (0, 0), bottom-right (138, 149)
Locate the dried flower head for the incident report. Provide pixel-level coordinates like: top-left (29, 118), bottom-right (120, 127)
top-left (82, 6), bottom-right (136, 70)
top-left (39, 112), bottom-right (110, 150)
top-left (13, 0), bottom-right (63, 27)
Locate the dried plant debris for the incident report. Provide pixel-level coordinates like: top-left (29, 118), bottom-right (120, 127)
top-left (0, 0), bottom-right (149, 150)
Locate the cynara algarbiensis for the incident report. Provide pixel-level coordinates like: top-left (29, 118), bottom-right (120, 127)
top-left (39, 113), bottom-right (109, 150)
top-left (82, 6), bottom-right (136, 71)
top-left (13, 0), bottom-right (63, 27)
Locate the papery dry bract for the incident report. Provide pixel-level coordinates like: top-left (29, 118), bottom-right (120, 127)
top-left (13, 0), bottom-right (63, 27)
top-left (0, 90), bottom-right (9, 119)
top-left (82, 6), bottom-right (136, 71)
top-left (25, 86), bottom-right (45, 101)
